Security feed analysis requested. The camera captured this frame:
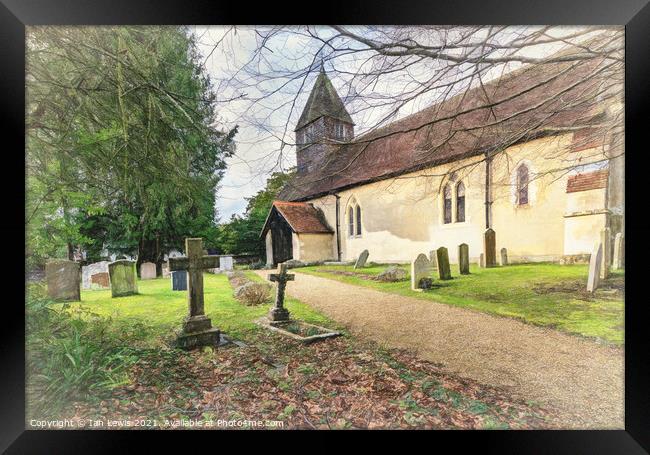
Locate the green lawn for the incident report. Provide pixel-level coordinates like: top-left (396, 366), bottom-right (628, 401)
top-left (300, 263), bottom-right (624, 345)
top-left (75, 272), bottom-right (335, 345)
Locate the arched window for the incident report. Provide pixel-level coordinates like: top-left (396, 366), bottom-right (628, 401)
top-left (517, 165), bottom-right (529, 206)
top-left (356, 205), bottom-right (362, 236)
top-left (348, 206), bottom-right (354, 237)
top-left (443, 184), bottom-right (452, 224)
top-left (456, 182), bottom-right (465, 222)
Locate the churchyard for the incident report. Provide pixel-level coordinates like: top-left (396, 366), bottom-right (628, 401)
top-left (301, 262), bottom-right (624, 345)
top-left (26, 271), bottom-right (556, 429)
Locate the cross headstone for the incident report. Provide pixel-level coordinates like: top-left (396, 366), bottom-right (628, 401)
top-left (171, 270), bottom-right (188, 291)
top-left (354, 250), bottom-right (369, 269)
top-left (267, 263), bottom-right (295, 321)
top-left (429, 250), bottom-right (438, 269)
top-left (140, 262), bottom-right (157, 280)
top-left (436, 247), bottom-right (451, 280)
top-left (479, 253), bottom-right (485, 268)
top-left (411, 253), bottom-right (433, 290)
top-left (169, 238), bottom-right (220, 349)
top-left (500, 248), bottom-right (508, 266)
top-left (587, 242), bottom-right (603, 293)
top-left (458, 243), bottom-right (470, 275)
top-left (613, 232), bottom-right (624, 270)
top-left (483, 228), bottom-right (497, 267)
top-left (108, 260), bottom-right (138, 297)
top-left (600, 228), bottom-right (611, 280)
top-left (46, 260), bottom-right (81, 301)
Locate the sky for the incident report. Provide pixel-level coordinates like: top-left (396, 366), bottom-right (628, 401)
top-left (189, 26), bottom-right (601, 221)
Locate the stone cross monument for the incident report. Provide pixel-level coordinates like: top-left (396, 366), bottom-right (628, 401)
top-left (169, 238), bottom-right (221, 349)
top-left (267, 263), bottom-right (295, 321)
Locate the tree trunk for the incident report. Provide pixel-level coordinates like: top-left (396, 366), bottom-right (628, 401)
top-left (137, 235), bottom-right (164, 277)
top-left (67, 242), bottom-right (74, 261)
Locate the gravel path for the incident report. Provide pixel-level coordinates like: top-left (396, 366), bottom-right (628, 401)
top-left (258, 270), bottom-right (624, 429)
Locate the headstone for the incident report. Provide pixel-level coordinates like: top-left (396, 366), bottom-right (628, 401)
top-left (613, 233), bottom-right (624, 270)
top-left (428, 250), bottom-right (438, 269)
top-left (90, 272), bottom-right (110, 288)
top-left (169, 238), bottom-right (220, 349)
top-left (600, 228), bottom-right (611, 280)
top-left (268, 263), bottom-right (295, 321)
top-left (46, 260), bottom-right (81, 301)
top-left (479, 253), bottom-right (485, 268)
top-left (81, 261), bottom-right (110, 289)
top-left (140, 262), bottom-right (157, 280)
top-left (162, 263), bottom-right (171, 278)
top-left (108, 260), bottom-right (138, 297)
top-left (484, 228), bottom-right (496, 267)
top-left (436, 247), bottom-right (451, 280)
top-left (171, 270), bottom-right (188, 291)
top-left (500, 248), bottom-right (508, 266)
top-left (354, 250), bottom-right (369, 269)
top-left (587, 242), bottom-right (603, 293)
top-left (411, 253), bottom-right (433, 290)
top-left (458, 243), bottom-right (470, 275)
top-left (219, 255), bottom-right (234, 272)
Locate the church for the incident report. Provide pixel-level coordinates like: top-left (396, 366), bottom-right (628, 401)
top-left (261, 53), bottom-right (624, 266)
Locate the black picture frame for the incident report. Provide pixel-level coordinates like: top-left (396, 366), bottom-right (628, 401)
top-left (2, 0), bottom-right (648, 452)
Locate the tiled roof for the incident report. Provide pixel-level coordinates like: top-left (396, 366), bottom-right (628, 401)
top-left (265, 201), bottom-right (333, 235)
top-left (279, 44), bottom-right (617, 202)
top-left (295, 70), bottom-right (354, 130)
top-left (566, 169), bottom-right (609, 193)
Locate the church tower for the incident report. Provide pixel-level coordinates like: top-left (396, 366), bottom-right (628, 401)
top-left (294, 67), bottom-right (354, 174)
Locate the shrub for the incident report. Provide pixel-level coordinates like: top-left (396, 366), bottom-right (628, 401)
top-left (234, 282), bottom-right (272, 306)
top-left (248, 260), bottom-right (266, 270)
top-left (418, 277), bottom-right (434, 290)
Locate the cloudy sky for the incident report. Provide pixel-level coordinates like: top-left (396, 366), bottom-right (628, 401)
top-left (189, 26), bottom-right (596, 221)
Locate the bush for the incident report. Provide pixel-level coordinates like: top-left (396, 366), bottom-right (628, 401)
top-left (234, 282), bottom-right (272, 306)
top-left (226, 270), bottom-right (249, 288)
top-left (418, 277), bottom-right (434, 290)
top-left (248, 260), bottom-right (266, 270)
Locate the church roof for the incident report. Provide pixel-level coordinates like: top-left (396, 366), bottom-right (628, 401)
top-left (295, 69), bottom-right (354, 130)
top-left (279, 46), bottom-right (616, 202)
top-left (566, 169), bottom-right (609, 193)
top-left (260, 201), bottom-right (333, 238)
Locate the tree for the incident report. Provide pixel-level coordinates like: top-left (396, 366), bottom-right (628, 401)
top-left (26, 26), bottom-right (236, 273)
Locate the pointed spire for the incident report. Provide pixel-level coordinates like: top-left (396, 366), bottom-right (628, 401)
top-left (295, 68), bottom-right (354, 131)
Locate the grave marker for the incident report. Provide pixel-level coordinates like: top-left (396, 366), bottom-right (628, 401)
top-left (587, 242), bottom-right (602, 293)
top-left (436, 247), bottom-right (451, 280)
top-left (108, 260), bottom-right (138, 297)
top-left (267, 263), bottom-right (295, 321)
top-left (46, 260), bottom-right (81, 301)
top-left (600, 228), bottom-right (611, 280)
top-left (171, 270), bottom-right (188, 291)
top-left (429, 250), bottom-right (438, 269)
top-left (500, 248), bottom-right (508, 266)
top-left (484, 228), bottom-right (497, 267)
top-left (219, 255), bottom-right (234, 271)
top-left (613, 233), bottom-right (624, 270)
top-left (140, 262), bottom-right (157, 280)
top-left (411, 253), bottom-right (433, 290)
top-left (354, 250), bottom-right (369, 269)
top-left (458, 243), bottom-right (470, 275)
top-left (479, 253), bottom-right (485, 268)
top-left (90, 272), bottom-right (110, 288)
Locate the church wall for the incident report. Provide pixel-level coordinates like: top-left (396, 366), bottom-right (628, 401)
top-left (295, 233), bottom-right (335, 262)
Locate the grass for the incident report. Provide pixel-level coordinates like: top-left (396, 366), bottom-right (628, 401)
top-left (300, 263), bottom-right (624, 345)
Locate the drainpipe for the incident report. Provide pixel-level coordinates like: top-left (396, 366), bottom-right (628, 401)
top-left (334, 193), bottom-right (342, 261)
top-left (485, 151), bottom-right (493, 229)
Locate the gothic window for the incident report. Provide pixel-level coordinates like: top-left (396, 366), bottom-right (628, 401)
top-left (516, 164), bottom-right (529, 206)
top-left (356, 205), bottom-right (362, 236)
top-left (456, 182), bottom-right (465, 222)
top-left (348, 206), bottom-right (354, 237)
top-left (443, 184), bottom-right (452, 224)
top-left (335, 123), bottom-right (346, 139)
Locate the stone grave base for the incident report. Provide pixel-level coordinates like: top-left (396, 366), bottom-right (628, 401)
top-left (176, 327), bottom-right (224, 350)
top-left (256, 318), bottom-right (341, 344)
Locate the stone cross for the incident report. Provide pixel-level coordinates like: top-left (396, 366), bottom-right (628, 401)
top-left (458, 243), bottom-right (470, 275)
top-left (169, 238), bottom-right (220, 348)
top-left (613, 232), bottom-right (624, 270)
top-left (268, 263), bottom-right (295, 321)
top-left (483, 228), bottom-right (497, 267)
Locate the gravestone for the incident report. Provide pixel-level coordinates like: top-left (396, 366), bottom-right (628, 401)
top-left (219, 255), bottom-right (234, 272)
top-left (90, 272), bottom-right (110, 288)
top-left (162, 263), bottom-right (171, 278)
top-left (436, 247), bottom-right (451, 280)
top-left (267, 263), bottom-right (295, 321)
top-left (458, 243), bottom-right (470, 275)
top-left (600, 228), bottom-right (611, 280)
top-left (483, 228), bottom-right (497, 267)
top-left (411, 253), bottom-right (433, 290)
top-left (587, 242), bottom-right (603, 293)
top-left (354, 250), bottom-right (369, 269)
top-left (479, 253), bottom-right (485, 268)
top-left (140, 262), bottom-right (157, 280)
top-left (108, 260), bottom-right (138, 297)
top-left (171, 270), bottom-right (188, 291)
top-left (81, 261), bottom-right (110, 289)
top-left (169, 238), bottom-right (221, 349)
top-left (613, 233), bottom-right (624, 270)
top-left (428, 250), bottom-right (438, 269)
top-left (500, 248), bottom-right (508, 266)
top-left (46, 260), bottom-right (81, 301)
